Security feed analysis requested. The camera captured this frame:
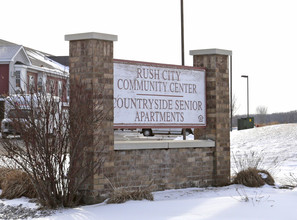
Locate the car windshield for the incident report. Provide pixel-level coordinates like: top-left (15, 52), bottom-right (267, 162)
top-left (7, 109), bottom-right (31, 118)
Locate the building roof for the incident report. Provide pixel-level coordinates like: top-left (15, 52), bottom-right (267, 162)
top-left (0, 39), bottom-right (69, 76)
top-left (47, 56), bottom-right (69, 67)
top-left (0, 39), bottom-right (16, 47)
top-left (0, 45), bottom-right (22, 61)
top-left (25, 48), bottom-right (69, 74)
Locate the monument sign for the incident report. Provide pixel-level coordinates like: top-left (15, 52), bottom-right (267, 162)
top-left (114, 60), bottom-right (206, 128)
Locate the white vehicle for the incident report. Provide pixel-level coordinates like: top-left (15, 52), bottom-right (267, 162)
top-left (1, 94), bottom-right (61, 139)
top-left (1, 109), bottom-right (30, 138)
top-left (140, 128), bottom-right (193, 137)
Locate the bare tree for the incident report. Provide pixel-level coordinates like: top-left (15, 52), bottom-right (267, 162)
top-left (256, 106), bottom-right (268, 115)
top-left (256, 105), bottom-right (268, 124)
top-left (231, 94), bottom-right (239, 117)
top-left (0, 79), bottom-right (107, 208)
top-left (230, 94), bottom-right (239, 127)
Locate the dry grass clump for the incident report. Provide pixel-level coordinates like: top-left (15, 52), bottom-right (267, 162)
top-left (0, 167), bottom-right (11, 188)
top-left (256, 122), bottom-right (279, 127)
top-left (107, 186), bottom-right (154, 204)
top-left (233, 168), bottom-right (274, 187)
top-left (0, 168), bottom-right (37, 199)
top-left (232, 150), bottom-right (281, 187)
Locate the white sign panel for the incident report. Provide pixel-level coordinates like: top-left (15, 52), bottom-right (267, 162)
top-left (113, 60), bottom-right (206, 128)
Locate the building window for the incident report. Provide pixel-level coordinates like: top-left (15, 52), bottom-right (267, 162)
top-left (49, 79), bottom-right (55, 94)
top-left (58, 81), bottom-right (62, 98)
top-left (15, 71), bottom-right (21, 88)
top-left (37, 77), bottom-right (43, 92)
top-left (29, 75), bottom-right (35, 92)
top-left (66, 80), bottom-right (69, 102)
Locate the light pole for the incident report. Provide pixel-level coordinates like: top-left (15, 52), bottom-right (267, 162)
top-left (241, 75), bottom-right (249, 117)
top-left (230, 55), bottom-right (233, 131)
top-left (180, 0), bottom-right (186, 140)
top-left (180, 0), bottom-right (184, 66)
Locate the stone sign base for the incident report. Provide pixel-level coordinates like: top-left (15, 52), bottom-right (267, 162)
top-left (66, 32), bottom-right (231, 204)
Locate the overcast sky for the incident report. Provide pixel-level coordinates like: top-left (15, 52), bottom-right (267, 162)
top-left (1, 0), bottom-right (296, 114)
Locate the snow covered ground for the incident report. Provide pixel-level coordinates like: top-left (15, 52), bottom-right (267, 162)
top-left (231, 123), bottom-right (297, 183)
top-left (1, 124), bottom-right (297, 219)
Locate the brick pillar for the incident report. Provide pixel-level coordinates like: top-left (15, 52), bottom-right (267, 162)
top-left (65, 32), bottom-right (117, 203)
top-left (190, 48), bottom-right (231, 186)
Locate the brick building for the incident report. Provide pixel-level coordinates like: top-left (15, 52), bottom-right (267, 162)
top-left (0, 39), bottom-right (69, 100)
top-left (0, 39), bottom-right (69, 122)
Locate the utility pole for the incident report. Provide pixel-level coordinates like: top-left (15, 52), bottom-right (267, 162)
top-left (181, 0), bottom-right (186, 140)
top-left (230, 55), bottom-right (233, 131)
top-left (181, 0), bottom-right (185, 66)
top-left (241, 75), bottom-right (249, 117)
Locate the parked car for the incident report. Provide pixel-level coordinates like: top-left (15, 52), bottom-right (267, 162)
top-left (140, 128), bottom-right (193, 136)
top-left (1, 109), bottom-right (31, 138)
top-left (1, 94), bottom-right (61, 139)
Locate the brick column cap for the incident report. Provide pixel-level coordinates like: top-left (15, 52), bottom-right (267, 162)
top-left (65, 32), bottom-right (118, 42)
top-left (190, 48), bottom-right (232, 56)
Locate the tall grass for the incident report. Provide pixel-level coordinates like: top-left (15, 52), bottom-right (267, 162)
top-left (231, 150), bottom-right (279, 187)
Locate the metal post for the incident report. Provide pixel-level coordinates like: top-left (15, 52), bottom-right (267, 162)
top-left (230, 55), bottom-right (232, 131)
top-left (181, 0), bottom-right (185, 66)
top-left (241, 75), bottom-right (249, 118)
top-left (181, 0), bottom-right (186, 140)
top-left (247, 76), bottom-right (250, 117)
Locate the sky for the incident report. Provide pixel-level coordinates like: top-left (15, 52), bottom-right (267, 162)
top-left (1, 0), bottom-right (296, 114)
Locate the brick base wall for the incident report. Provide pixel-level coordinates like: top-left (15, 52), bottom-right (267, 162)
top-left (112, 147), bottom-right (215, 190)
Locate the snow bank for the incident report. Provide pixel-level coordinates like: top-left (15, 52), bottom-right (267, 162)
top-left (1, 124), bottom-right (297, 220)
top-left (231, 123), bottom-right (297, 183)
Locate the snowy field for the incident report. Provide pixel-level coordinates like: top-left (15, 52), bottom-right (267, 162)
top-left (1, 124), bottom-right (297, 219)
